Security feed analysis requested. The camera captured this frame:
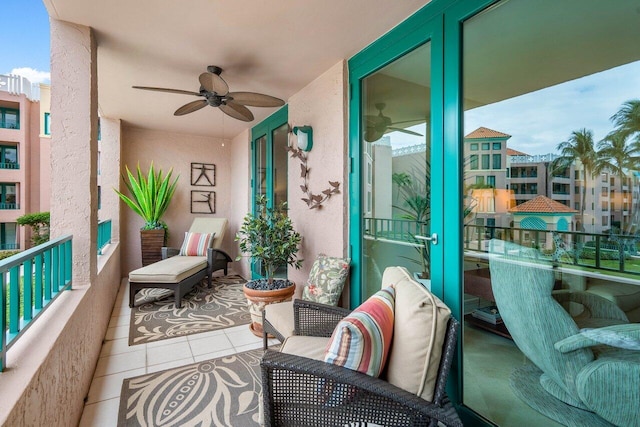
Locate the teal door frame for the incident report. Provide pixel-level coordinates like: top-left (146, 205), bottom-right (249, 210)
top-left (348, 0), bottom-right (499, 425)
top-left (250, 105), bottom-right (289, 279)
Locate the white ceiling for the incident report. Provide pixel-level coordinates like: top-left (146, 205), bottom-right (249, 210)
top-left (43, 0), bottom-right (429, 139)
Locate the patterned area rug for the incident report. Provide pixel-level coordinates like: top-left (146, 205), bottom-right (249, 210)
top-left (129, 274), bottom-right (251, 345)
top-left (118, 349), bottom-right (263, 426)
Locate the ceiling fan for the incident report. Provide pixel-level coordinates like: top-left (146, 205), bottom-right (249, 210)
top-left (132, 65), bottom-right (285, 122)
top-left (364, 102), bottom-right (424, 142)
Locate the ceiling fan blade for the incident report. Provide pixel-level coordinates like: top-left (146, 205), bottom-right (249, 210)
top-left (132, 86), bottom-right (201, 96)
top-left (220, 101), bottom-right (254, 122)
top-left (387, 126), bottom-right (423, 137)
top-left (364, 128), bottom-right (384, 143)
top-left (227, 92), bottom-right (285, 107)
top-left (199, 72), bottom-right (229, 95)
top-left (174, 100), bottom-right (208, 116)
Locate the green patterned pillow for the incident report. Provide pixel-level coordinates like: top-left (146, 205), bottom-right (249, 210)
top-left (302, 254), bottom-right (351, 305)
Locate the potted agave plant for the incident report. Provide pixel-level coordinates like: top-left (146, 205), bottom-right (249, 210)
top-left (236, 195), bottom-right (302, 336)
top-left (115, 162), bottom-right (179, 266)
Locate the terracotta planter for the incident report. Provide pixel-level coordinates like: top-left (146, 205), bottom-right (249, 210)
top-left (140, 228), bottom-right (165, 266)
top-left (243, 281), bottom-right (295, 337)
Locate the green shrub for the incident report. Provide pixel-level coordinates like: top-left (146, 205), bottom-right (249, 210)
top-left (17, 212), bottom-right (50, 246)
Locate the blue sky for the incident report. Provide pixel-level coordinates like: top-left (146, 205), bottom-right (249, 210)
top-left (0, 0), bottom-right (50, 82)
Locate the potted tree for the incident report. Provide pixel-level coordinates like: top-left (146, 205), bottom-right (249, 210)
top-left (236, 195), bottom-right (302, 336)
top-left (115, 162), bottom-right (179, 266)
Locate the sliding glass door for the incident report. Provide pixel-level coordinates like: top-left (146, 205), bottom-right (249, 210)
top-left (251, 106), bottom-right (289, 279)
top-left (351, 0), bottom-right (640, 425)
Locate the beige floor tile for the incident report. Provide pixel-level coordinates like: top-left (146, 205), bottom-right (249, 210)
top-left (188, 333), bottom-right (233, 356)
top-left (146, 340), bottom-right (193, 366)
top-left (100, 337), bottom-right (139, 357)
top-left (108, 313), bottom-right (130, 328)
top-left (104, 324), bottom-right (129, 341)
top-left (94, 350), bottom-right (146, 377)
top-left (226, 327), bottom-right (262, 348)
top-left (146, 336), bottom-right (187, 348)
top-left (146, 357), bottom-right (195, 374)
top-left (193, 347), bottom-right (238, 363)
top-left (78, 397), bottom-right (120, 427)
top-left (86, 368), bottom-right (145, 404)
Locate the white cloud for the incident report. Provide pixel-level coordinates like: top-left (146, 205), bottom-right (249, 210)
top-left (9, 67), bottom-right (50, 84)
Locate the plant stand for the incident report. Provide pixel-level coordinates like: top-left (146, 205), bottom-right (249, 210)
top-left (140, 228), bottom-right (165, 266)
top-left (243, 282), bottom-right (295, 337)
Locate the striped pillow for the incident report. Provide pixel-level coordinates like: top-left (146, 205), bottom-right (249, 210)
top-left (324, 286), bottom-right (395, 377)
top-left (179, 232), bottom-right (215, 256)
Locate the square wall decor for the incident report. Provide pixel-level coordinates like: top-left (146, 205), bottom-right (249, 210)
top-left (191, 163), bottom-right (215, 186)
top-left (190, 190), bottom-right (216, 214)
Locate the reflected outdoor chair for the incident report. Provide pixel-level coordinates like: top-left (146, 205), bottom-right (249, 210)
top-left (489, 239), bottom-right (640, 427)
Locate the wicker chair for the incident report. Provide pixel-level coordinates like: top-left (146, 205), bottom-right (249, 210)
top-left (261, 297), bottom-right (462, 426)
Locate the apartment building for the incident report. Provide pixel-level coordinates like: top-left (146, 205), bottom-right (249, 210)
top-left (463, 126), bottom-right (640, 235)
top-left (0, 74), bottom-right (51, 250)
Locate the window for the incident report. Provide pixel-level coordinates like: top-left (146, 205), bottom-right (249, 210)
top-left (506, 167), bottom-right (510, 178)
top-left (602, 201), bottom-right (609, 211)
top-left (487, 175), bottom-right (495, 188)
top-left (0, 183), bottom-right (17, 209)
top-left (481, 154), bottom-right (490, 169)
top-left (481, 142), bottom-right (490, 150)
top-left (44, 112), bottom-right (51, 135)
top-left (470, 143), bottom-right (478, 151)
top-left (601, 173), bottom-right (608, 183)
top-left (476, 176), bottom-right (485, 185)
top-left (610, 177), bottom-right (615, 186)
top-left (492, 154), bottom-right (501, 169)
top-left (602, 187), bottom-right (608, 197)
top-left (0, 108), bottom-right (19, 130)
top-left (0, 223), bottom-right (18, 250)
top-left (602, 216), bottom-right (608, 226)
top-left (0, 145), bottom-right (18, 169)
top-left (575, 170), bottom-right (580, 180)
top-left (492, 142), bottom-right (501, 150)
top-left (575, 185), bottom-right (580, 194)
top-left (575, 202), bottom-right (580, 210)
top-left (470, 154), bottom-right (478, 170)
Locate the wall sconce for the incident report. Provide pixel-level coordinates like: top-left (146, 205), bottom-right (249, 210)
top-left (293, 125), bottom-right (313, 151)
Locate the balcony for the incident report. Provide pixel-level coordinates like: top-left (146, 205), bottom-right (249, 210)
top-left (0, 163), bottom-right (19, 170)
top-left (0, 203), bottom-right (19, 210)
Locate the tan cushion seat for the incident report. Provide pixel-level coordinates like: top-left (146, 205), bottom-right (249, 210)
top-left (129, 256), bottom-right (207, 283)
top-left (280, 335), bottom-right (330, 361)
top-left (264, 301), bottom-right (295, 338)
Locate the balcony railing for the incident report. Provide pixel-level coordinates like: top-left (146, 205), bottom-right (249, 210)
top-left (0, 244), bottom-right (19, 250)
top-left (0, 203), bottom-right (19, 210)
top-left (0, 122), bottom-right (19, 130)
top-left (364, 217), bottom-right (427, 244)
top-left (0, 163), bottom-right (19, 169)
top-left (97, 219), bottom-right (112, 254)
top-left (463, 225), bottom-right (640, 276)
top-left (1, 235), bottom-right (73, 371)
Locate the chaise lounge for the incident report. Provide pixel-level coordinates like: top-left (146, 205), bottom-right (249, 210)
top-left (128, 218), bottom-right (232, 308)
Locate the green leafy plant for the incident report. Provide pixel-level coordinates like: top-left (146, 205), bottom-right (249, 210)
top-left (393, 165), bottom-right (431, 279)
top-left (236, 195), bottom-right (302, 285)
top-left (114, 162), bottom-right (179, 232)
top-left (17, 212), bottom-right (50, 246)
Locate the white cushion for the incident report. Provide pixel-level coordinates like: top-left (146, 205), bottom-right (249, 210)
top-left (129, 256), bottom-right (207, 283)
top-left (381, 266), bottom-right (451, 402)
top-left (280, 336), bottom-right (330, 361)
top-left (264, 301), bottom-right (295, 338)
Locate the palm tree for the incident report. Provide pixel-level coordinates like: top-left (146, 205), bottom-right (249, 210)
top-left (610, 99), bottom-right (640, 144)
top-left (596, 132), bottom-right (638, 232)
top-left (553, 129), bottom-right (597, 231)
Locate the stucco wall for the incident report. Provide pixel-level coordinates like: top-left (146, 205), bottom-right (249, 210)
top-left (286, 60), bottom-right (349, 299)
top-left (229, 128), bottom-right (251, 278)
top-left (120, 126), bottom-right (233, 275)
top-left (0, 246), bottom-right (121, 426)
